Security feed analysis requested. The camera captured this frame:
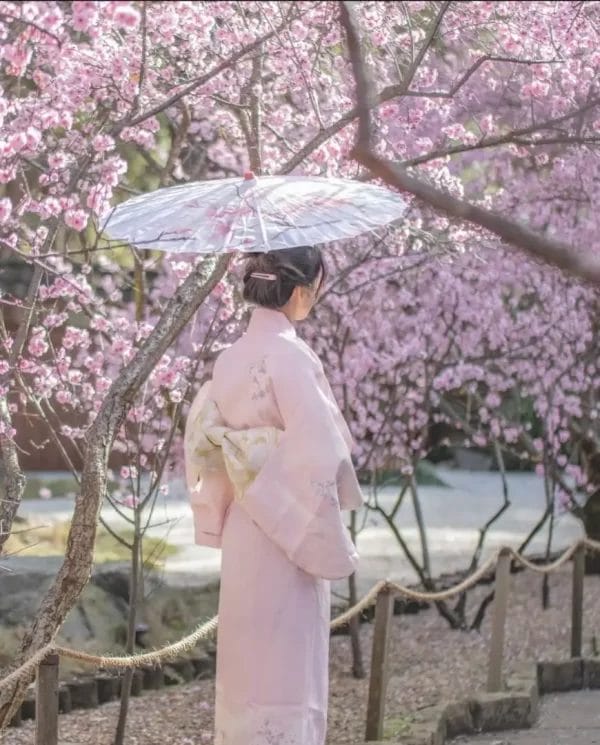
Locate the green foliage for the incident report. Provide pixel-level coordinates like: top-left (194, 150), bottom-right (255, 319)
top-left (23, 474), bottom-right (121, 499)
top-left (383, 713), bottom-right (415, 739)
top-left (23, 475), bottom-right (78, 499)
top-left (6, 519), bottom-right (178, 567)
top-left (416, 459), bottom-right (449, 486)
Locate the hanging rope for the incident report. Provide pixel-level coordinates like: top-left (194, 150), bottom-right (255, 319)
top-left (1, 537), bottom-right (597, 689)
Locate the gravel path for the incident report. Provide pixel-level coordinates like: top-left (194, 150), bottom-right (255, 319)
top-left (3, 566), bottom-right (600, 745)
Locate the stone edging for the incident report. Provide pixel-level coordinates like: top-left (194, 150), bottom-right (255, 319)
top-left (8, 652), bottom-right (216, 728)
top-left (379, 657), bottom-right (600, 744)
top-left (9, 653), bottom-right (600, 740)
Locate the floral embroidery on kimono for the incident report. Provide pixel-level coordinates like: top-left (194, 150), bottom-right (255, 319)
top-left (249, 356), bottom-right (269, 400)
top-left (311, 478), bottom-right (339, 507)
top-left (254, 719), bottom-right (299, 745)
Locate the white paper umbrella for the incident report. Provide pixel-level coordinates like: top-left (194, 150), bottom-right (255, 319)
top-left (100, 172), bottom-right (407, 254)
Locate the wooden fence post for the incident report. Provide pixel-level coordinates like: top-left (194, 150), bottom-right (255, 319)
top-left (571, 542), bottom-right (585, 658)
top-left (486, 547), bottom-right (511, 692)
top-left (365, 585), bottom-right (394, 742)
top-left (36, 653), bottom-right (59, 745)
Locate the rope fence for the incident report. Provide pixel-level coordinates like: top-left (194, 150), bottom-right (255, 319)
top-left (2, 536), bottom-right (600, 744)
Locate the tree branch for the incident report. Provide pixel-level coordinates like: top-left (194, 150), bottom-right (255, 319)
top-left (399, 1), bottom-right (451, 94)
top-left (114, 21), bottom-right (288, 132)
top-left (280, 49), bottom-right (565, 175)
top-left (0, 254), bottom-right (232, 726)
top-left (339, 1), bottom-right (600, 284)
top-left (401, 100), bottom-right (600, 167)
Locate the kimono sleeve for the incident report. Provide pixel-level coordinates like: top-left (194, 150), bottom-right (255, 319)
top-left (184, 380), bottom-right (233, 548)
top-left (241, 348), bottom-right (363, 580)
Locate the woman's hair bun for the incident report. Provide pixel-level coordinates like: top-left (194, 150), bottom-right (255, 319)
top-left (242, 246), bottom-right (325, 309)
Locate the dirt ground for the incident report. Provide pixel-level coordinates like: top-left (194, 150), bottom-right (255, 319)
top-left (3, 565), bottom-right (599, 745)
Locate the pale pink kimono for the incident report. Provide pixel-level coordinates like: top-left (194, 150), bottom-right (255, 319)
top-left (184, 306), bottom-right (364, 745)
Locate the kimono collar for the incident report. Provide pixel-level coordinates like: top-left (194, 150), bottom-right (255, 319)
top-left (247, 306), bottom-right (296, 338)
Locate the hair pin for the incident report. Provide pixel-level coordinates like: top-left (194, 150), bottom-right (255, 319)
top-left (250, 272), bottom-right (277, 281)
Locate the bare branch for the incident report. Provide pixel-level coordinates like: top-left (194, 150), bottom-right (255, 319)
top-left (160, 100), bottom-right (191, 185)
top-left (0, 11), bottom-right (64, 46)
top-left (131, 2), bottom-right (148, 117)
top-left (402, 53), bottom-right (563, 100)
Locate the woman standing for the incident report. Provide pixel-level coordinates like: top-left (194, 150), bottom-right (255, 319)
top-left (184, 245), bottom-right (364, 745)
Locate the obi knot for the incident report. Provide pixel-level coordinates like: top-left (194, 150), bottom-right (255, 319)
top-left (189, 397), bottom-right (282, 501)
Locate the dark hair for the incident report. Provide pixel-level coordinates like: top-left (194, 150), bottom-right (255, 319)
top-left (242, 245), bottom-right (326, 309)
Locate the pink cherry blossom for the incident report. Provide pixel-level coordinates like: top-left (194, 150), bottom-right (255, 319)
top-left (120, 494), bottom-right (140, 509)
top-left (113, 5), bottom-right (141, 29)
top-left (0, 198), bottom-right (12, 223)
top-left (0, 421), bottom-right (17, 439)
top-left (28, 332), bottom-right (49, 358)
top-left (55, 390), bottom-right (73, 405)
top-left (169, 389), bottom-right (183, 404)
top-left (1, 0), bottom-right (598, 547)
top-left (64, 209), bottom-right (88, 231)
top-left (71, 1), bottom-right (97, 32)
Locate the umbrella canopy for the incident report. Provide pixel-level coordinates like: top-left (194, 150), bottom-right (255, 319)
top-left (100, 172), bottom-right (407, 254)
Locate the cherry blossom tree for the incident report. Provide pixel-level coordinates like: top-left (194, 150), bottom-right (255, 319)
top-left (1, 0), bottom-right (600, 728)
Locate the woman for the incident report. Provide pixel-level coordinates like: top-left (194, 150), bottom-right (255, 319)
top-left (184, 245), bottom-right (364, 745)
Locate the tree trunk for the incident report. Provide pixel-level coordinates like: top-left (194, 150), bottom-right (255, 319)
top-left (348, 512), bottom-right (365, 678)
top-left (409, 473), bottom-right (431, 577)
top-left (0, 397), bottom-right (25, 555)
top-left (114, 519), bottom-right (141, 745)
top-left (0, 263), bottom-right (45, 553)
top-left (0, 254), bottom-right (231, 730)
top-left (583, 489), bottom-right (600, 574)
top-left (579, 438), bottom-right (600, 574)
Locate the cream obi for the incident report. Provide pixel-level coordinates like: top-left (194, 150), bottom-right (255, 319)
top-left (190, 397), bottom-right (282, 501)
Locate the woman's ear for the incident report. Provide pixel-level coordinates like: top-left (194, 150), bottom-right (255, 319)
top-left (292, 285), bottom-right (311, 305)
top-left (286, 285), bottom-right (303, 314)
